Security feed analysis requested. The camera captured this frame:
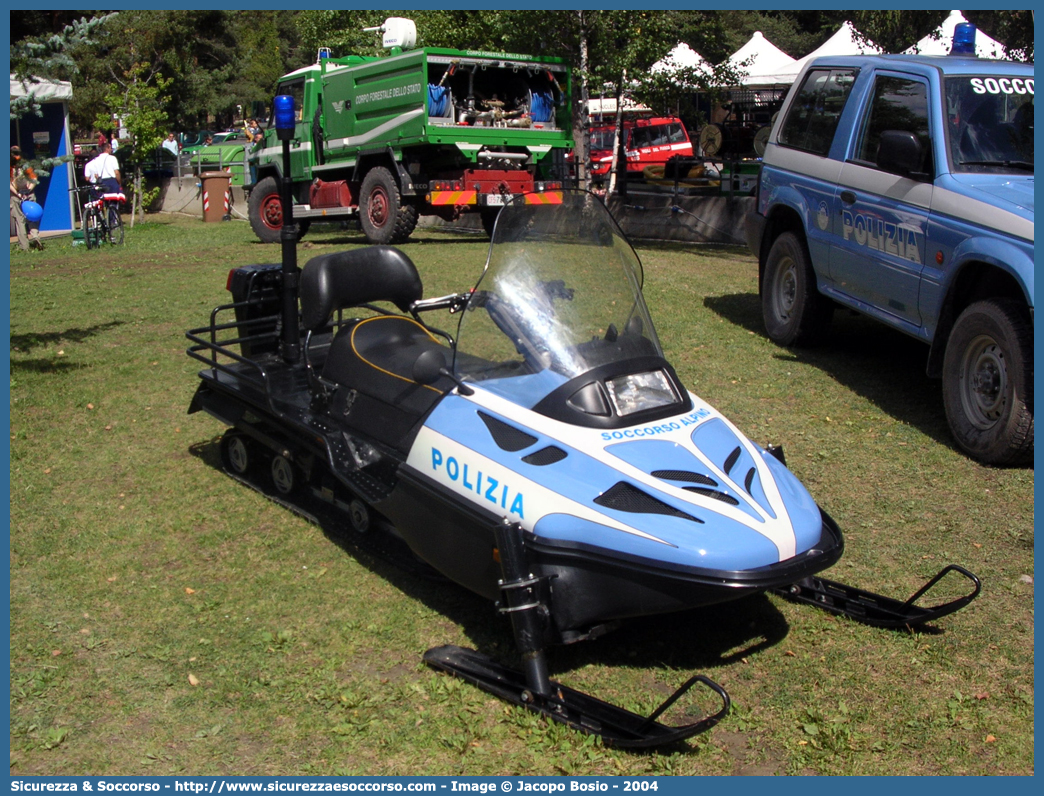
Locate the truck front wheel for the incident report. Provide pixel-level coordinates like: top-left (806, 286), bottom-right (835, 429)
top-left (360, 167), bottom-right (418, 245)
top-left (761, 232), bottom-right (832, 346)
top-left (942, 299), bottom-right (1033, 465)
top-left (248, 176), bottom-right (310, 244)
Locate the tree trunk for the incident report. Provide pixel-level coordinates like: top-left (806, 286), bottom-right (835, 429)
top-left (607, 71), bottom-right (626, 196)
top-left (131, 165), bottom-right (141, 228)
top-left (577, 13), bottom-right (590, 191)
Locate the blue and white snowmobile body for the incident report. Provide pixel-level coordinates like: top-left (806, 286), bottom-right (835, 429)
top-left (369, 191), bottom-right (841, 640)
top-left (187, 189), bottom-right (978, 747)
top-left (395, 380), bottom-right (841, 634)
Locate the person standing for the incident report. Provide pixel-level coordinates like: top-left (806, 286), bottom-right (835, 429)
top-left (162, 133), bottom-right (180, 157)
top-left (10, 145), bottom-right (43, 251)
top-left (247, 131), bottom-right (264, 185)
top-left (84, 141), bottom-right (122, 195)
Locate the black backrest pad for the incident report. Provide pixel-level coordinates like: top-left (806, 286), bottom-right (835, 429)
top-left (300, 246), bottom-right (423, 331)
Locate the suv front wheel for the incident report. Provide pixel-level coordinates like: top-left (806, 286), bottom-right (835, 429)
top-left (761, 232), bottom-right (832, 346)
top-left (942, 299), bottom-right (1033, 466)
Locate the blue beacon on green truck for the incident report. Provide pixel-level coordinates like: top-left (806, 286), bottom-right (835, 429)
top-left (747, 23), bottom-right (1033, 465)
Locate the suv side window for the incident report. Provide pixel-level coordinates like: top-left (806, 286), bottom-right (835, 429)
top-left (856, 76), bottom-right (931, 173)
top-left (630, 127), bottom-right (651, 149)
top-left (778, 69), bottom-right (858, 156)
top-left (646, 125), bottom-right (669, 147)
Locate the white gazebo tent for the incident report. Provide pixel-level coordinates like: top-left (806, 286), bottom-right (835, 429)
top-left (904, 10), bottom-right (1007, 59)
top-left (725, 31), bottom-right (796, 83)
top-left (652, 42), bottom-right (710, 80)
top-left (742, 21), bottom-right (881, 86)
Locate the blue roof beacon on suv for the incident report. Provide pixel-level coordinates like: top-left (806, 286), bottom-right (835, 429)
top-left (746, 35), bottom-right (1033, 466)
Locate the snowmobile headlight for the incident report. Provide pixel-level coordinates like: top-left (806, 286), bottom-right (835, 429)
top-left (605, 370), bottom-right (678, 417)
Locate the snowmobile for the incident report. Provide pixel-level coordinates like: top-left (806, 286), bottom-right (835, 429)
top-left (187, 188), bottom-right (980, 748)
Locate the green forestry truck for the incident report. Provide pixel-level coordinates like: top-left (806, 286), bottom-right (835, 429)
top-left (249, 18), bottom-right (573, 245)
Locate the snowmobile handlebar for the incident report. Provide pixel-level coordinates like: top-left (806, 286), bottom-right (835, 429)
top-left (410, 292), bottom-right (470, 314)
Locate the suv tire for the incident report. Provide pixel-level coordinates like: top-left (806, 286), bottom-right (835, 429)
top-left (761, 232), bottom-right (832, 346)
top-left (942, 299), bottom-right (1033, 466)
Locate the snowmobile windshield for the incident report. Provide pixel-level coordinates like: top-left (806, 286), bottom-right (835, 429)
top-left (454, 190), bottom-right (675, 416)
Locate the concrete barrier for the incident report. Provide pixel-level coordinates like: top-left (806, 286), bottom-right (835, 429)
top-left (605, 193), bottom-right (753, 246)
top-left (151, 175), bottom-right (248, 219)
top-left (419, 192), bottom-right (753, 246)
top-left (150, 175), bottom-right (751, 246)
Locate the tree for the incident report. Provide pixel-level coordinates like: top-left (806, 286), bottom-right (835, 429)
top-left (96, 59), bottom-right (172, 226)
top-left (225, 11), bottom-right (302, 120)
top-left (964, 10), bottom-right (1033, 62)
top-left (10, 14), bottom-right (113, 121)
top-left (847, 10), bottom-right (949, 53)
top-left (10, 13), bottom-right (114, 186)
top-left (580, 12), bottom-right (677, 192)
top-left (53, 11), bottom-right (301, 139)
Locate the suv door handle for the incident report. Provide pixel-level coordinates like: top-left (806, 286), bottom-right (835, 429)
top-left (840, 190), bottom-right (856, 205)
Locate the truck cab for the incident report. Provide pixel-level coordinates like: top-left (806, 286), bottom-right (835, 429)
top-left (747, 48), bottom-right (1033, 465)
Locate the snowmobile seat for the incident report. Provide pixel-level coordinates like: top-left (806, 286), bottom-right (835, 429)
top-left (322, 315), bottom-right (457, 451)
top-left (300, 246), bottom-right (424, 332)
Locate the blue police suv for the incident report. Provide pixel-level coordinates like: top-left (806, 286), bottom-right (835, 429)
top-left (747, 42), bottom-right (1033, 466)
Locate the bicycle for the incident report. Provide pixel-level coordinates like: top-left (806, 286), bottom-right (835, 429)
top-left (71, 185), bottom-right (125, 248)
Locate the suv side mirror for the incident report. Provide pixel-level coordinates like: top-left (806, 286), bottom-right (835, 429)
top-left (877, 130), bottom-right (924, 177)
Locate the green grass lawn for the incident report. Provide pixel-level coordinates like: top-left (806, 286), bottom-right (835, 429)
top-left (9, 215), bottom-right (1034, 775)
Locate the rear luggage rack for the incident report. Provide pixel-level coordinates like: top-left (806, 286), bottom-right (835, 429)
top-left (187, 293), bottom-right (346, 418)
top-left (186, 300), bottom-right (285, 412)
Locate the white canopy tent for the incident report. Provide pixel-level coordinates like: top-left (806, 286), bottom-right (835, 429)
top-left (725, 32), bottom-right (796, 83)
top-left (10, 75), bottom-right (74, 103)
top-left (651, 42), bottom-right (710, 80)
top-left (904, 10), bottom-right (1007, 59)
top-left (742, 21), bottom-right (882, 86)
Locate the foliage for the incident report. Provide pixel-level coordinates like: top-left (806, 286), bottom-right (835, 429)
top-left (9, 14), bottom-right (113, 120)
top-left (296, 10), bottom-right (524, 57)
top-left (9, 9), bottom-right (1034, 144)
top-left (669, 10), bottom-right (841, 64)
top-left (224, 12), bottom-right (302, 117)
top-left (16, 10), bottom-right (301, 139)
top-left (95, 59), bottom-right (172, 224)
top-left (848, 10), bottom-right (950, 54)
top-left (964, 10), bottom-right (1034, 62)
